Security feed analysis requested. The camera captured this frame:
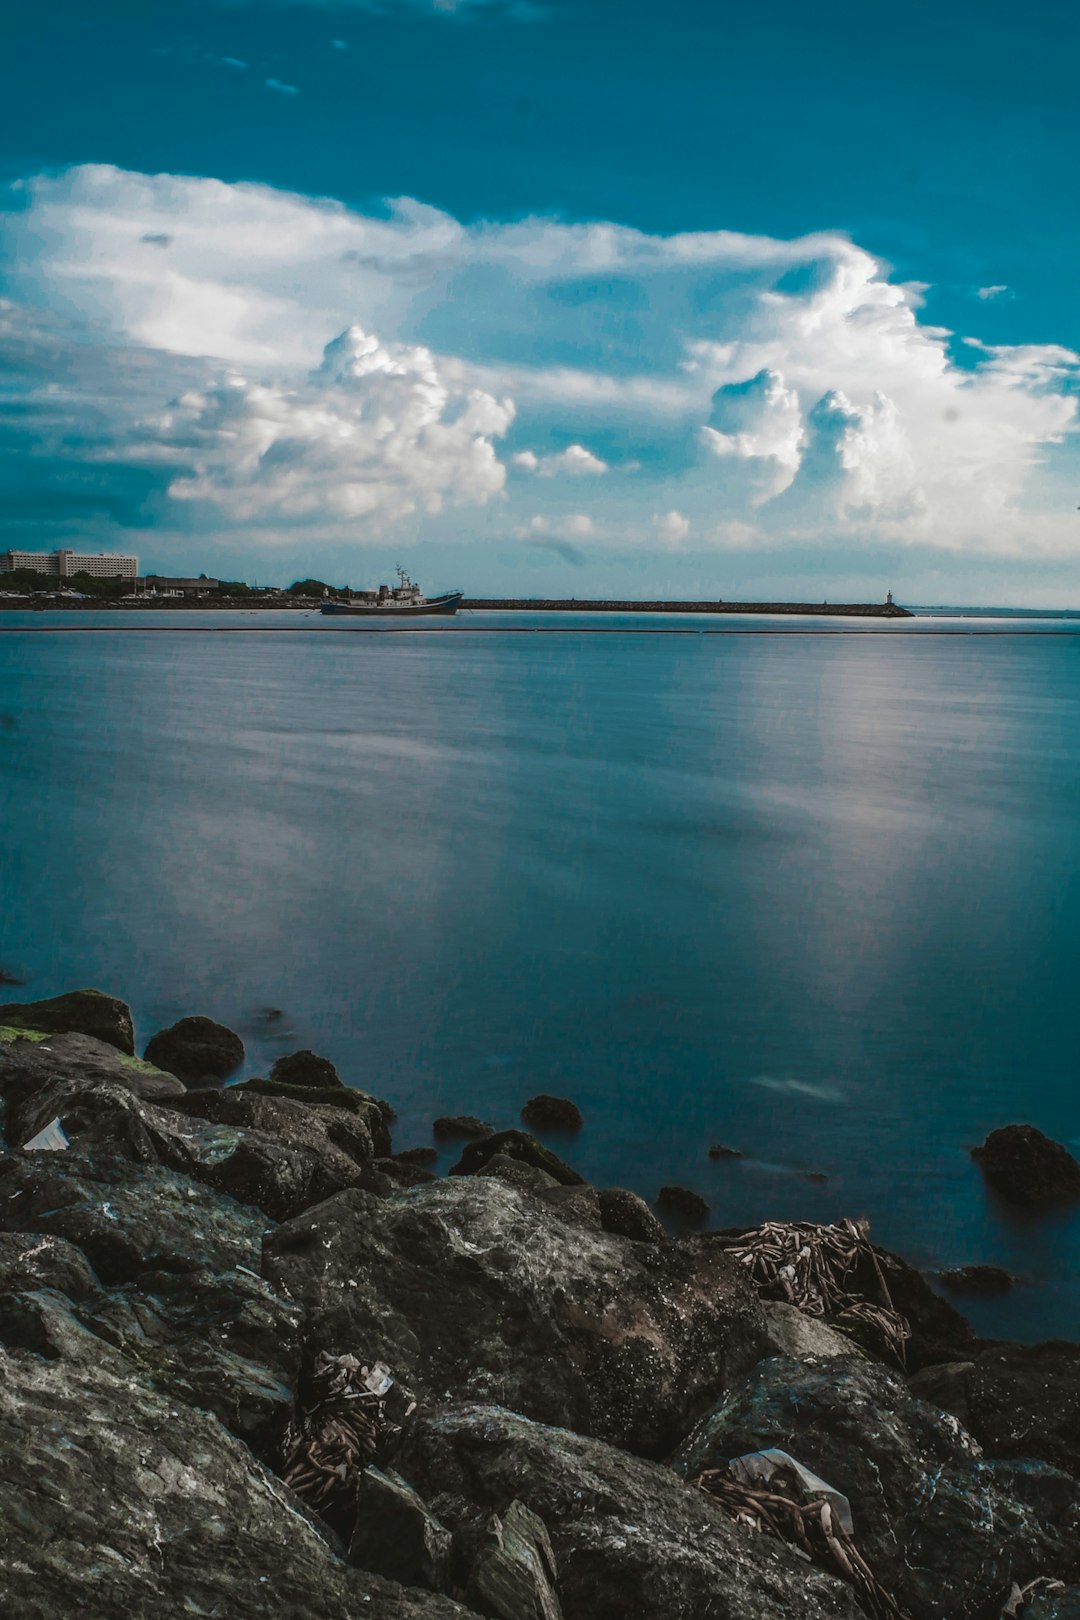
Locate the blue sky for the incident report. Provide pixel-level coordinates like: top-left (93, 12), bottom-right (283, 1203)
top-left (2, 0), bottom-right (1079, 601)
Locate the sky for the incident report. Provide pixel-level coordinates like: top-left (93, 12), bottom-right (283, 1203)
top-left (1, 0), bottom-right (1079, 603)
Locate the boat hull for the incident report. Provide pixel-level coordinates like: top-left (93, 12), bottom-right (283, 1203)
top-left (320, 592), bottom-right (463, 618)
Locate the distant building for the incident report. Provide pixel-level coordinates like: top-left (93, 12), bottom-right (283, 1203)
top-left (141, 576), bottom-right (221, 597)
top-left (0, 548), bottom-right (138, 580)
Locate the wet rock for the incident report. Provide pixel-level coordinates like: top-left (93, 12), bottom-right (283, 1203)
top-left (761, 1300), bottom-right (859, 1361)
top-left (0, 1032), bottom-right (184, 1148)
top-left (673, 1353), bottom-right (1080, 1620)
top-left (144, 1014), bottom-right (245, 1083)
top-left (476, 1155), bottom-right (602, 1230)
top-left (376, 1156), bottom-right (439, 1188)
top-left (907, 1360), bottom-right (975, 1426)
top-left (349, 1467), bottom-right (454, 1594)
top-left (468, 1498), bottom-right (563, 1620)
top-left (262, 1175), bottom-right (766, 1456)
top-left (940, 1264), bottom-right (1015, 1295)
top-left (597, 1187), bottom-right (665, 1243)
top-left (165, 1084), bottom-right (389, 1163)
top-left (0, 988), bottom-right (135, 1054)
top-left (270, 1047), bottom-right (344, 1090)
top-left (450, 1129), bottom-right (585, 1187)
top-left (238, 1076), bottom-right (390, 1123)
top-left (521, 1094), bottom-right (582, 1131)
top-left (656, 1184), bottom-right (709, 1224)
top-left (964, 1342), bottom-right (1080, 1478)
top-left (0, 1145), bottom-right (268, 1284)
top-left (397, 1402), bottom-right (863, 1620)
top-left (433, 1114), bottom-right (495, 1140)
top-left (1027, 1589), bottom-right (1080, 1620)
top-left (396, 1147), bottom-right (438, 1168)
top-left (708, 1143), bottom-right (743, 1160)
top-left (0, 1342), bottom-right (470, 1620)
top-left (0, 1231), bottom-right (100, 1300)
top-left (972, 1124), bottom-right (1080, 1207)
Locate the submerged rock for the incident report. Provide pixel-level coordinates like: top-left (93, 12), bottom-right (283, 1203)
top-left (262, 1175), bottom-right (766, 1455)
top-left (397, 1402), bottom-right (863, 1620)
top-left (521, 1094), bottom-right (583, 1131)
top-left (270, 1047), bottom-right (344, 1090)
top-left (0, 1343), bottom-right (469, 1620)
top-left (672, 1353), bottom-right (1080, 1620)
top-left (708, 1143), bottom-right (743, 1160)
top-left (940, 1264), bottom-right (1015, 1295)
top-left (433, 1114), bottom-right (495, 1141)
top-left (144, 1014), bottom-right (245, 1083)
top-left (0, 988), bottom-right (135, 1054)
top-left (972, 1124), bottom-right (1080, 1207)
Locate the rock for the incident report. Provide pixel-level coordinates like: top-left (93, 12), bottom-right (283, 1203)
top-left (708, 1143), bottom-right (743, 1159)
top-left (270, 1047), bottom-right (344, 1090)
top-left (656, 1184), bottom-right (709, 1223)
top-left (468, 1498), bottom-right (563, 1620)
top-left (397, 1403), bottom-right (863, 1620)
top-left (165, 1084), bottom-right (389, 1162)
top-left (963, 1341), bottom-right (1080, 1478)
top-left (0, 1342), bottom-right (470, 1620)
top-left (0, 1231), bottom-right (100, 1300)
top-left (450, 1129), bottom-right (585, 1187)
top-left (143, 1014), bottom-right (245, 1083)
top-left (376, 1156), bottom-right (439, 1188)
top-left (972, 1124), bottom-right (1080, 1207)
top-left (238, 1076), bottom-right (389, 1120)
top-left (597, 1187), bottom-right (665, 1243)
top-left (0, 1144), bottom-right (269, 1284)
top-left (907, 1361), bottom-right (975, 1426)
top-left (0, 1031), bottom-right (185, 1150)
top-left (477, 1152), bottom-right (561, 1194)
top-left (476, 1155), bottom-right (602, 1230)
top-left (940, 1264), bottom-right (1015, 1295)
top-left (396, 1147), bottom-right (438, 1168)
top-left (1027, 1590), bottom-right (1080, 1620)
top-left (521, 1094), bottom-right (582, 1131)
top-left (673, 1353), bottom-right (1080, 1620)
top-left (262, 1175), bottom-right (766, 1456)
top-left (349, 1467), bottom-right (454, 1594)
top-left (0, 988), bottom-right (135, 1054)
top-left (761, 1300), bottom-right (860, 1361)
top-left (433, 1114), bottom-right (495, 1140)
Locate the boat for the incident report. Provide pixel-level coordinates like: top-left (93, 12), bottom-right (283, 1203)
top-left (320, 569), bottom-right (463, 617)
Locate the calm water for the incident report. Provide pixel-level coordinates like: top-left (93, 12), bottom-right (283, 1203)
top-left (2, 609), bottom-right (1080, 1342)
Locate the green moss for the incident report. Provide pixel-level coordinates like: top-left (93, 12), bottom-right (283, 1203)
top-left (116, 1052), bottom-right (170, 1078)
top-left (0, 1026), bottom-right (49, 1043)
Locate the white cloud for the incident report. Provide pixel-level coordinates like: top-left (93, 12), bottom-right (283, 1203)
top-left (701, 368), bottom-right (804, 499)
top-left (977, 285), bottom-right (1008, 300)
top-left (653, 510), bottom-right (689, 547)
top-left (512, 442), bottom-right (607, 477)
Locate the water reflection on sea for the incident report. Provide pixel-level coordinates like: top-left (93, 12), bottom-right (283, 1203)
top-left (2, 608), bottom-right (1080, 1340)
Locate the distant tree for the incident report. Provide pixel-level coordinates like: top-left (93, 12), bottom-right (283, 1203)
top-left (287, 578), bottom-right (345, 598)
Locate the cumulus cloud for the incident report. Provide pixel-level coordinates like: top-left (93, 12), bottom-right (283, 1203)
top-left (1, 162), bottom-right (1078, 561)
top-left (512, 442), bottom-right (608, 477)
top-left (977, 285), bottom-right (1008, 300)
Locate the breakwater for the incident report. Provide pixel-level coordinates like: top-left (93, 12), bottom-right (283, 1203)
top-left (460, 598), bottom-right (913, 617)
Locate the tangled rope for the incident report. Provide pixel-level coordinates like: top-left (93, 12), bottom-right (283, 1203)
top-left (281, 1352), bottom-right (412, 1521)
top-left (693, 1464), bottom-right (908, 1620)
top-left (718, 1218), bottom-right (911, 1366)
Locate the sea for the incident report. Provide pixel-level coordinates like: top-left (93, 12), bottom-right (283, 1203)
top-left (2, 606), bottom-right (1080, 1343)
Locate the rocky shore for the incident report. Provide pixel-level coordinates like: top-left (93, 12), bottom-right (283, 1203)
top-left (1, 989), bottom-right (1078, 1620)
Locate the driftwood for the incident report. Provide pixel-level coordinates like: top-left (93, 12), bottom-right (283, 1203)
top-left (718, 1217), bottom-right (911, 1367)
top-left (693, 1464), bottom-right (908, 1620)
top-left (281, 1352), bottom-right (411, 1518)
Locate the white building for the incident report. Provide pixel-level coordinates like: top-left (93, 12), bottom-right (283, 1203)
top-left (0, 548), bottom-right (139, 580)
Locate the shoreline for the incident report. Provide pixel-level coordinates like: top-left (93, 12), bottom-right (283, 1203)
top-left (0, 594), bottom-right (911, 617)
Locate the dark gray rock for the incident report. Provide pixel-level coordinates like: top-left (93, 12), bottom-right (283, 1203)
top-left (963, 1342), bottom-right (1080, 1479)
top-left (165, 1084), bottom-right (388, 1165)
top-left (708, 1144), bottom-right (743, 1159)
top-left (467, 1498), bottom-right (563, 1620)
top-left (672, 1353), bottom-right (1080, 1620)
top-left (450, 1129), bottom-right (585, 1186)
top-left (597, 1187), bottom-right (666, 1243)
top-left (0, 988), bottom-right (135, 1053)
top-left (270, 1047), bottom-right (344, 1090)
top-left (433, 1115), bottom-right (494, 1140)
top-left (972, 1124), bottom-right (1080, 1207)
top-left (0, 1342), bottom-right (471, 1620)
top-left (476, 1155), bottom-right (602, 1230)
top-left (349, 1467), bottom-right (454, 1594)
top-left (263, 1175), bottom-right (766, 1456)
top-left (521, 1094), bottom-right (582, 1131)
top-left (376, 1156), bottom-right (439, 1188)
top-left (0, 1033), bottom-right (184, 1151)
top-left (396, 1147), bottom-right (439, 1168)
top-left (1027, 1589), bottom-right (1080, 1620)
top-left (397, 1403), bottom-right (863, 1620)
top-left (656, 1184), bottom-right (709, 1224)
top-left (940, 1264), bottom-right (1015, 1295)
top-left (0, 1231), bottom-right (100, 1300)
top-left (0, 1144), bottom-right (268, 1285)
top-left (144, 1014), bottom-right (245, 1083)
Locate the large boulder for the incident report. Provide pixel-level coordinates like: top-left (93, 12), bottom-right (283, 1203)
top-left (396, 1402), bottom-right (863, 1620)
top-left (672, 1354), bottom-right (1080, 1620)
top-left (0, 1342), bottom-right (470, 1620)
top-left (972, 1125), bottom-right (1080, 1207)
top-left (912, 1342), bottom-right (1080, 1480)
top-left (263, 1175), bottom-right (766, 1456)
top-left (450, 1129), bottom-right (585, 1186)
top-left (0, 1031), bottom-right (184, 1148)
top-left (0, 1231), bottom-right (100, 1299)
top-left (0, 989), bottom-right (135, 1054)
top-left (269, 1048), bottom-right (344, 1090)
top-left (144, 1014), bottom-right (245, 1083)
top-left (164, 1084), bottom-right (390, 1166)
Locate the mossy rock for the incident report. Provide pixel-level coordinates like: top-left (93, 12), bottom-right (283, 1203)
top-left (0, 989), bottom-right (134, 1054)
top-left (449, 1129), bottom-right (585, 1187)
top-left (0, 1026), bottom-right (50, 1044)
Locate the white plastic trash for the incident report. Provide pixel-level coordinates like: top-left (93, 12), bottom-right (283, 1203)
top-left (728, 1448), bottom-right (854, 1535)
top-left (21, 1117), bottom-right (70, 1153)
